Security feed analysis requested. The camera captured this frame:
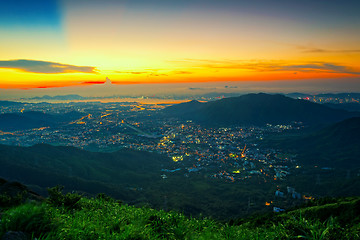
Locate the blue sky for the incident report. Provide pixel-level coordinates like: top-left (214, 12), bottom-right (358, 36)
top-left (0, 0), bottom-right (62, 29)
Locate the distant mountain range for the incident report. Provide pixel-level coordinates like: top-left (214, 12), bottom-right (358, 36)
top-left (163, 93), bottom-right (359, 126)
top-left (285, 92), bottom-right (360, 99)
top-left (0, 111), bottom-right (85, 131)
top-left (0, 100), bottom-right (23, 107)
top-left (26, 94), bottom-right (88, 101)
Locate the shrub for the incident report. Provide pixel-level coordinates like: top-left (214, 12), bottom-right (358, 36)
top-left (96, 193), bottom-right (114, 202)
top-left (47, 186), bottom-right (82, 209)
top-left (0, 203), bottom-right (52, 237)
top-left (0, 191), bottom-right (26, 208)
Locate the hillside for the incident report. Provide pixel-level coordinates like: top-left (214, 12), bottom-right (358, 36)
top-left (0, 144), bottom-right (173, 202)
top-left (276, 117), bottom-right (360, 168)
top-left (163, 93), bottom-right (358, 126)
top-left (0, 143), bottom-right (287, 219)
top-left (0, 111), bottom-right (85, 131)
top-left (0, 186), bottom-right (359, 239)
top-left (0, 100), bottom-right (23, 107)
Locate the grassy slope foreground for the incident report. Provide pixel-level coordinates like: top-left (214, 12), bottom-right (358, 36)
top-left (0, 187), bottom-right (359, 240)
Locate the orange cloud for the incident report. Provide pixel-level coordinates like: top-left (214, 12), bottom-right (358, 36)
top-left (296, 46), bottom-right (360, 54)
top-left (0, 59), bottom-right (98, 74)
top-left (170, 59), bottom-right (360, 75)
top-left (82, 81), bottom-right (106, 85)
top-left (115, 71), bottom-right (149, 75)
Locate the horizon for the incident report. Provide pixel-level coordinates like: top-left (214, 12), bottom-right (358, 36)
top-left (1, 77), bottom-right (360, 101)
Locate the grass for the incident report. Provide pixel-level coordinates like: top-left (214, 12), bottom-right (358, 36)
top-left (0, 191), bottom-right (359, 239)
top-left (0, 203), bottom-right (52, 237)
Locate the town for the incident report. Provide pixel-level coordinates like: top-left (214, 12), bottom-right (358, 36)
top-left (0, 101), bottom-right (301, 187)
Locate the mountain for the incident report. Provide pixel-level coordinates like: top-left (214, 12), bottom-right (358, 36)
top-left (163, 93), bottom-right (359, 126)
top-left (0, 111), bottom-right (85, 131)
top-left (273, 117), bottom-right (360, 168)
top-left (0, 100), bottom-right (23, 107)
top-left (27, 94), bottom-right (87, 101)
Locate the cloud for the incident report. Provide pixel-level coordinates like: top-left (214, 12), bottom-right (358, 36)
top-left (296, 46), bottom-right (360, 53)
top-left (82, 81), bottom-right (106, 85)
top-left (172, 70), bottom-right (193, 75)
top-left (115, 71), bottom-right (149, 75)
top-left (0, 59), bottom-right (98, 74)
top-left (149, 73), bottom-right (168, 77)
top-left (172, 59), bottom-right (360, 75)
top-left (115, 70), bottom-right (169, 77)
top-left (280, 63), bottom-right (360, 74)
top-left (189, 87), bottom-right (217, 91)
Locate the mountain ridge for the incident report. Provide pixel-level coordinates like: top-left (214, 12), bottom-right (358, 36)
top-left (163, 93), bottom-right (359, 126)
top-left (0, 111), bottom-right (85, 131)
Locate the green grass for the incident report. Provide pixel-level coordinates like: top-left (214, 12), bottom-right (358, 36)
top-left (0, 203), bottom-right (53, 238)
top-left (1, 193), bottom-right (359, 240)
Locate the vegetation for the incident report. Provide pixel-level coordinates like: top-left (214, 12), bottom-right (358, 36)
top-left (0, 186), bottom-right (359, 239)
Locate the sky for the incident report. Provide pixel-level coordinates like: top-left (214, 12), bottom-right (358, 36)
top-left (0, 0), bottom-right (360, 97)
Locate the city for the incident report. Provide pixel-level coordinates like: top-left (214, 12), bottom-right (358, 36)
top-left (0, 101), bottom-right (301, 187)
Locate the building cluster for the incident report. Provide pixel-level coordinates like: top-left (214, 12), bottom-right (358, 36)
top-left (1, 101), bottom-right (298, 184)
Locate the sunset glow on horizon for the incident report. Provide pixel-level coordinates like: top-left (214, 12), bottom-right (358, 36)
top-left (1, 0), bottom-right (359, 92)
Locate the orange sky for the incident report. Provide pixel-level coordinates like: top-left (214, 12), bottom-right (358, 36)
top-left (0, 0), bottom-right (359, 91)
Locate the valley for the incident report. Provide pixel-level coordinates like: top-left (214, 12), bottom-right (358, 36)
top-left (1, 93), bottom-right (359, 220)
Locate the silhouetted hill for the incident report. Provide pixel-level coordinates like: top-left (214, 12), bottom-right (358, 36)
top-left (275, 117), bottom-right (360, 168)
top-left (164, 99), bottom-right (203, 114)
top-left (0, 111), bottom-right (85, 131)
top-left (0, 101), bottom-right (23, 107)
top-left (163, 93), bottom-right (358, 126)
